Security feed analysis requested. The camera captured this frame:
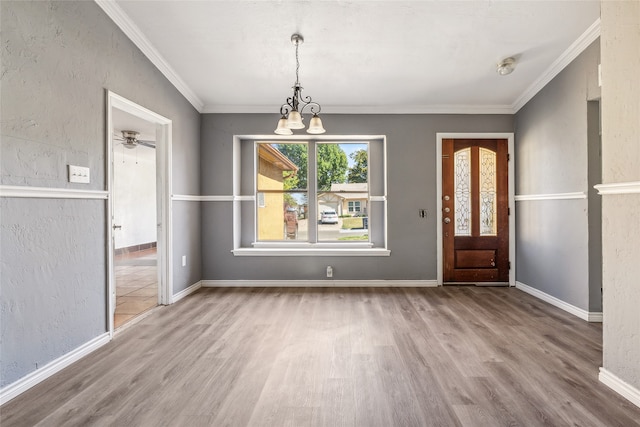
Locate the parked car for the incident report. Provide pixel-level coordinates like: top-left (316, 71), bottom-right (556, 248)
top-left (320, 209), bottom-right (339, 224)
top-left (284, 207), bottom-right (298, 239)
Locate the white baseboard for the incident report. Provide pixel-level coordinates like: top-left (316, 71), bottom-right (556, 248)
top-left (201, 279), bottom-right (438, 288)
top-left (172, 280), bottom-right (202, 303)
top-left (0, 332), bottom-right (110, 405)
top-left (599, 368), bottom-right (640, 409)
top-left (587, 312), bottom-right (603, 322)
top-left (515, 281), bottom-right (602, 323)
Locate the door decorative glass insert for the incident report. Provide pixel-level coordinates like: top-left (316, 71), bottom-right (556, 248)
top-left (479, 148), bottom-right (497, 236)
top-left (454, 148), bottom-right (471, 236)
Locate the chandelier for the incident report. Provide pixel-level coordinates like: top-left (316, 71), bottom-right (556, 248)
top-left (274, 34), bottom-right (326, 135)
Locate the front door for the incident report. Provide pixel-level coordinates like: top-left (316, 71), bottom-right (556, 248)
top-left (442, 139), bottom-right (509, 283)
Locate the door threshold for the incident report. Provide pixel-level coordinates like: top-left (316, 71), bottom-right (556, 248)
top-left (444, 282), bottom-right (509, 287)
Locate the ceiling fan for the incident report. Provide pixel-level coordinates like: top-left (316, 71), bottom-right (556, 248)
top-left (114, 130), bottom-right (156, 149)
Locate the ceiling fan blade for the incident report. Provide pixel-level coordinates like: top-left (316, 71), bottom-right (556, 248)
top-left (137, 141), bottom-right (156, 149)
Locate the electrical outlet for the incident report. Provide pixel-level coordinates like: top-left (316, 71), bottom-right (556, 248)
top-left (68, 165), bottom-right (90, 183)
top-left (326, 266), bottom-right (333, 278)
top-left (182, 255), bottom-right (187, 267)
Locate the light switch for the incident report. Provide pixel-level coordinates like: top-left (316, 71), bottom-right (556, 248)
top-left (68, 165), bottom-right (90, 184)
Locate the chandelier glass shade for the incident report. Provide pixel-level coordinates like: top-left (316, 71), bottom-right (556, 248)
top-left (274, 34), bottom-right (326, 135)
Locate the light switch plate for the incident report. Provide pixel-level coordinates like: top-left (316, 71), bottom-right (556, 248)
top-left (68, 165), bottom-right (90, 183)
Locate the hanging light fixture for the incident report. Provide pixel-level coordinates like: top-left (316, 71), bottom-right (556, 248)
top-left (274, 34), bottom-right (326, 135)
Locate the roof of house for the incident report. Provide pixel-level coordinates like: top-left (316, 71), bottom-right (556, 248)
top-left (318, 183), bottom-right (368, 201)
top-left (258, 144), bottom-right (298, 172)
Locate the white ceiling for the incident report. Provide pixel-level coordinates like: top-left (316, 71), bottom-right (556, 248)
top-left (112, 108), bottom-right (156, 142)
top-left (102, 0), bottom-right (600, 114)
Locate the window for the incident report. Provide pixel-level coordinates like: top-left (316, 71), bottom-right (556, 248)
top-left (233, 136), bottom-right (388, 256)
top-left (256, 143), bottom-right (307, 241)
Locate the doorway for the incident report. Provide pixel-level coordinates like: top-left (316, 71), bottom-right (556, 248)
top-left (112, 109), bottom-right (159, 327)
top-left (107, 91), bottom-right (172, 334)
top-left (436, 133), bottom-right (515, 286)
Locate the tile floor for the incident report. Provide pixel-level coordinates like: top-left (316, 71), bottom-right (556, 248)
top-left (114, 247), bottom-right (158, 328)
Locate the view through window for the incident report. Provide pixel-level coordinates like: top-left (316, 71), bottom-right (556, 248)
top-left (256, 142), bottom-right (369, 242)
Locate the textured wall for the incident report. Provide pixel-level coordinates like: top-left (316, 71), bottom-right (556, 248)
top-left (514, 41), bottom-right (601, 312)
top-left (1, 1), bottom-right (200, 388)
top-left (600, 0), bottom-right (640, 392)
top-left (200, 113), bottom-right (513, 281)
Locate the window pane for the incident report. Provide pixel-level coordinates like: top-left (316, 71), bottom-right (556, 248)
top-left (454, 148), bottom-right (471, 236)
top-left (479, 147), bottom-right (497, 236)
top-left (256, 143), bottom-right (307, 241)
top-left (317, 143), bottom-right (369, 242)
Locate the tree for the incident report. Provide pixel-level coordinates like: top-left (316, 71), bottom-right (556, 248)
top-left (276, 144), bottom-right (307, 190)
top-left (317, 144), bottom-right (348, 191)
top-left (347, 149), bottom-right (368, 183)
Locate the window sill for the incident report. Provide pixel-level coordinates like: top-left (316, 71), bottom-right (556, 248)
top-left (232, 245), bottom-right (391, 257)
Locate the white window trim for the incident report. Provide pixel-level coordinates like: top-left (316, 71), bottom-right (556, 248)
top-left (232, 135), bottom-right (388, 257)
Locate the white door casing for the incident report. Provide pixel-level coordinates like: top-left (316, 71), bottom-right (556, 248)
top-left (106, 91), bottom-right (173, 336)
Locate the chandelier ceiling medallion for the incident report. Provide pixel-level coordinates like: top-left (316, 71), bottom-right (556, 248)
top-left (274, 34), bottom-right (326, 135)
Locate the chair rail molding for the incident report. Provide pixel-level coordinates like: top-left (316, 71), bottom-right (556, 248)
top-left (515, 192), bottom-right (587, 201)
top-left (0, 185), bottom-right (108, 199)
top-left (594, 181), bottom-right (640, 195)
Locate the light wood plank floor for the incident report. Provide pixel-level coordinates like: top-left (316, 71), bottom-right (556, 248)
top-left (2, 287), bottom-right (640, 426)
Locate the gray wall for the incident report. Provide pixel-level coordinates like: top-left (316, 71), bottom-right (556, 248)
top-left (201, 113), bottom-right (513, 281)
top-left (514, 40), bottom-right (601, 313)
top-left (1, 1), bottom-right (201, 387)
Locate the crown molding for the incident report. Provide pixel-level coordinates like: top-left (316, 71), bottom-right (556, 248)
top-left (512, 18), bottom-right (601, 113)
top-left (95, 0), bottom-right (204, 112)
top-left (201, 104), bottom-right (516, 115)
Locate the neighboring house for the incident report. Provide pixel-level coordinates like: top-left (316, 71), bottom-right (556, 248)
top-left (318, 183), bottom-right (368, 217)
top-left (256, 145), bottom-right (298, 240)
top-left (333, 183), bottom-right (368, 216)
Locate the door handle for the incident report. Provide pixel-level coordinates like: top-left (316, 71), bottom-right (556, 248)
top-left (113, 224), bottom-right (122, 230)
top-left (443, 217), bottom-right (451, 224)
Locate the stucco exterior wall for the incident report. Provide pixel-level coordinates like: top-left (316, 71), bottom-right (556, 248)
top-left (257, 156), bottom-right (286, 240)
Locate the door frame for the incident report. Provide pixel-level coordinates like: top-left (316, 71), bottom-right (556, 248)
top-left (106, 91), bottom-right (173, 336)
top-left (436, 133), bottom-right (515, 287)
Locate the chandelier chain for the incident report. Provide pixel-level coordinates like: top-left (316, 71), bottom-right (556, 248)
top-left (295, 41), bottom-right (300, 86)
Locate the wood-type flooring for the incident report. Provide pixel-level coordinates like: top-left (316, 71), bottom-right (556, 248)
top-left (2, 286), bottom-right (640, 426)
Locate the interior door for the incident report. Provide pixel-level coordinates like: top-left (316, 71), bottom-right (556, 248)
top-left (442, 139), bottom-right (509, 283)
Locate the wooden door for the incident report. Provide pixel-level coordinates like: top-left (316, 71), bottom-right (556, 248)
top-left (442, 139), bottom-right (509, 283)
